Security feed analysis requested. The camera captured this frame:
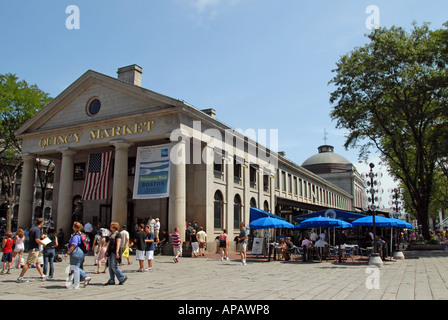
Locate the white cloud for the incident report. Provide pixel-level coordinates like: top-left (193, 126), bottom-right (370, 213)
top-left (194, 0), bottom-right (221, 13)
top-left (188, 0), bottom-right (243, 20)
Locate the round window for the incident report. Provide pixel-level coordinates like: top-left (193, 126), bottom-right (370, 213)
top-left (87, 99), bottom-right (101, 116)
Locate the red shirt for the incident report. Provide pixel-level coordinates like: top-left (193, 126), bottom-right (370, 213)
top-left (2, 238), bottom-right (13, 253)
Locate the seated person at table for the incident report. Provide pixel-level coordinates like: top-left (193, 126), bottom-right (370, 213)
top-left (301, 236), bottom-right (313, 261)
top-left (315, 237), bottom-right (328, 248)
top-left (283, 237), bottom-right (295, 261)
top-left (314, 237), bottom-right (329, 259)
top-left (277, 239), bottom-right (287, 260)
top-left (302, 236), bottom-right (313, 247)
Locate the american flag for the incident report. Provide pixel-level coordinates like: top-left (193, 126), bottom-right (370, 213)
top-left (81, 151), bottom-right (113, 200)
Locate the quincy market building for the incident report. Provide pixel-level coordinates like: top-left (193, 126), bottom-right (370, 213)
top-left (15, 65), bottom-right (364, 248)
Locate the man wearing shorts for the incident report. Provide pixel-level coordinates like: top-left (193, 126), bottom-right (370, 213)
top-left (238, 222), bottom-right (248, 266)
top-left (132, 224), bottom-right (146, 272)
top-left (196, 227), bottom-right (207, 256)
top-left (17, 218), bottom-right (47, 283)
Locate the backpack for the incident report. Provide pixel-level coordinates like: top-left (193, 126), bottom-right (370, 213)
top-left (78, 233), bottom-right (90, 253)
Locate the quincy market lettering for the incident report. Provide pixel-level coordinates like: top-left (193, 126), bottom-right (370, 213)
top-left (38, 121), bottom-right (155, 149)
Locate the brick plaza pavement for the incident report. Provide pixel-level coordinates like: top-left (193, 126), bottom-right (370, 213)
top-left (0, 250), bottom-right (447, 301)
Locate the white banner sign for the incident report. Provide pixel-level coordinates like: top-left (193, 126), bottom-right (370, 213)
top-left (133, 145), bottom-right (170, 199)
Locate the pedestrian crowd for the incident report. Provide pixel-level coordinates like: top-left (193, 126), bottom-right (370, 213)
top-left (1, 215), bottom-right (250, 289)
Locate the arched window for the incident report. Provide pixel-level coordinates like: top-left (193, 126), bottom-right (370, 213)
top-left (214, 190), bottom-right (224, 229)
top-left (263, 200), bottom-right (270, 213)
top-left (34, 206), bottom-right (43, 219)
top-left (234, 194), bottom-right (242, 229)
top-left (250, 197), bottom-right (257, 208)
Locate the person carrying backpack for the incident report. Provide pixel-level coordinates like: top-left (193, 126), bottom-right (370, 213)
top-left (64, 222), bottom-right (91, 289)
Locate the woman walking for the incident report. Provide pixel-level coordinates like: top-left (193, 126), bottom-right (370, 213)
top-left (190, 229), bottom-right (199, 258)
top-left (64, 222), bottom-right (91, 289)
top-left (104, 222), bottom-right (127, 285)
top-left (94, 235), bottom-right (108, 274)
top-left (219, 229), bottom-right (229, 261)
top-left (43, 230), bottom-right (58, 279)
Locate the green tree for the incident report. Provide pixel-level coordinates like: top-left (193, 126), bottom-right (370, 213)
top-left (329, 22), bottom-right (448, 240)
top-left (0, 73), bottom-right (52, 232)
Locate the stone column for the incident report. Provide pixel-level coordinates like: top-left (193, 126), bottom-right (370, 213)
top-left (17, 154), bottom-right (36, 229)
top-left (57, 148), bottom-right (76, 240)
top-left (169, 140), bottom-right (186, 241)
top-left (202, 145), bottom-right (214, 248)
top-left (226, 154), bottom-right (234, 237)
top-left (111, 140), bottom-right (132, 228)
top-left (270, 175), bottom-right (276, 213)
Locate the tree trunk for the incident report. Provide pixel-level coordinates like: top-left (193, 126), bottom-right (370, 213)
top-left (5, 204), bottom-right (11, 233)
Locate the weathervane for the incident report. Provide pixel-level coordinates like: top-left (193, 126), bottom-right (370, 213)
top-left (323, 129), bottom-right (328, 145)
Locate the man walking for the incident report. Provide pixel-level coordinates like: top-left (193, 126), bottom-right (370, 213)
top-left (238, 222), bottom-right (248, 266)
top-left (196, 227), bottom-right (207, 257)
top-left (131, 223), bottom-right (146, 272)
top-left (17, 218), bottom-right (47, 283)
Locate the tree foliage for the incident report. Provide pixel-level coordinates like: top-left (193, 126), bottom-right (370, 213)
top-left (0, 73), bottom-right (52, 231)
top-left (329, 22), bottom-right (448, 240)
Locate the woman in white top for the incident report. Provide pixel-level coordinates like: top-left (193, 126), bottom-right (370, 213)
top-left (12, 228), bottom-right (25, 268)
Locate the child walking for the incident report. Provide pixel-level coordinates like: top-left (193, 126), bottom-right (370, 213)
top-left (144, 225), bottom-right (155, 271)
top-left (1, 232), bottom-right (14, 274)
top-left (12, 228), bottom-right (25, 269)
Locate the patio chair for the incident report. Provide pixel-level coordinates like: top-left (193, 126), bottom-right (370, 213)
top-left (359, 247), bottom-right (370, 257)
top-left (286, 246), bottom-right (302, 261)
top-left (328, 246), bottom-right (338, 259)
top-left (342, 247), bottom-right (355, 262)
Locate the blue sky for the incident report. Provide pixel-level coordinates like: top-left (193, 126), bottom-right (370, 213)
top-left (1, 0), bottom-right (447, 202)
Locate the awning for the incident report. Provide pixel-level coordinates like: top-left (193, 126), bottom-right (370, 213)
top-left (293, 209), bottom-right (367, 223)
top-left (250, 207), bottom-right (286, 222)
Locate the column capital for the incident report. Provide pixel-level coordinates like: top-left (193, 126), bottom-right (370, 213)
top-left (57, 147), bottom-right (77, 156)
top-left (20, 153), bottom-right (37, 161)
top-left (110, 139), bottom-right (133, 150)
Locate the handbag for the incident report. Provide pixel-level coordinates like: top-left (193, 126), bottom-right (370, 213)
top-left (122, 246), bottom-right (129, 258)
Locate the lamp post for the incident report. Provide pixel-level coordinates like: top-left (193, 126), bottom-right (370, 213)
top-left (362, 163), bottom-right (384, 268)
top-left (389, 187), bottom-right (406, 260)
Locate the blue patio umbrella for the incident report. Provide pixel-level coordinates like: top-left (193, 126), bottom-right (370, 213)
top-left (294, 216), bottom-right (352, 229)
top-left (249, 217), bottom-right (294, 230)
top-left (389, 218), bottom-right (413, 229)
top-left (352, 215), bottom-right (398, 228)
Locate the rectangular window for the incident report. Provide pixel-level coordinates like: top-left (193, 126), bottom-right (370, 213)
top-left (74, 163), bottom-right (86, 180)
top-left (263, 174), bottom-right (269, 192)
top-left (214, 149), bottom-right (224, 178)
top-left (288, 174), bottom-right (292, 194)
top-left (293, 176), bottom-right (298, 195)
top-left (234, 157), bottom-right (242, 183)
top-left (249, 164), bottom-right (258, 188)
top-left (281, 171), bottom-right (286, 191)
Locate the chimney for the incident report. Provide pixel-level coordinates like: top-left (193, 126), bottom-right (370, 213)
top-left (201, 108), bottom-right (216, 119)
top-left (117, 64), bottom-right (143, 87)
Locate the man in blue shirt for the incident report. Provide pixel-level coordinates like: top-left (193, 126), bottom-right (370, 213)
top-left (17, 218), bottom-right (47, 283)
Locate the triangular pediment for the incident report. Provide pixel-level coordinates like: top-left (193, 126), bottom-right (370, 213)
top-left (16, 70), bottom-right (181, 137)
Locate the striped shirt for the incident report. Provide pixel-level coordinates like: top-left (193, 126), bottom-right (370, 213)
top-left (171, 232), bottom-right (181, 247)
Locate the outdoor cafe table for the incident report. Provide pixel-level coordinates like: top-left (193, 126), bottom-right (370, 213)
top-left (268, 243), bottom-right (286, 261)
